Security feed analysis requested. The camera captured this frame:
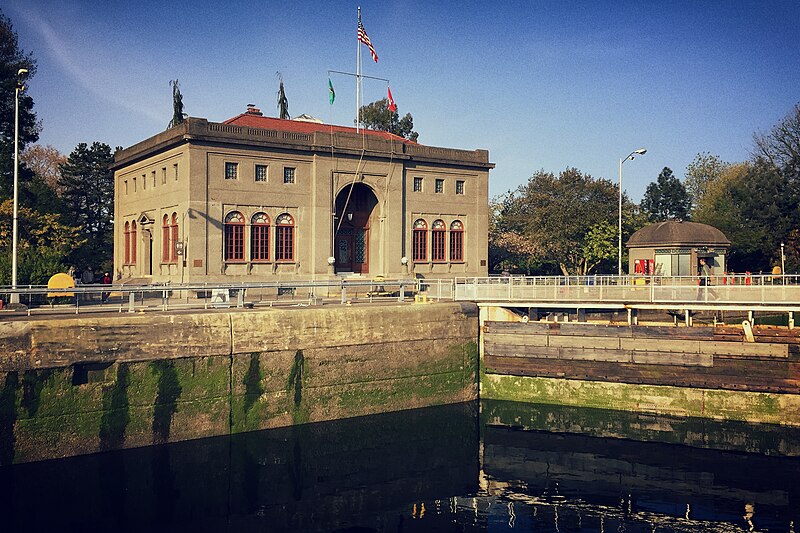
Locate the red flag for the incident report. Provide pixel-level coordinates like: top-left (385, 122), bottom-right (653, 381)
top-left (387, 86), bottom-right (397, 112)
top-left (358, 18), bottom-right (378, 62)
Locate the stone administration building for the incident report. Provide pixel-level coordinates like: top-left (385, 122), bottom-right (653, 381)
top-left (112, 107), bottom-right (493, 283)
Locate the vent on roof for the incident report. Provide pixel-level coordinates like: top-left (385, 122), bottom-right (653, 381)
top-left (245, 104), bottom-right (263, 116)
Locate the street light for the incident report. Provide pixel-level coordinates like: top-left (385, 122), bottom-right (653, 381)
top-left (618, 148), bottom-right (647, 276)
top-left (781, 242), bottom-right (785, 278)
top-left (12, 68), bottom-right (28, 304)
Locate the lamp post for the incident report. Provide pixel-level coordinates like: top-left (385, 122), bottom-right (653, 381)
top-left (781, 242), bottom-right (785, 277)
top-left (12, 68), bottom-right (28, 304)
top-left (618, 148), bottom-right (647, 276)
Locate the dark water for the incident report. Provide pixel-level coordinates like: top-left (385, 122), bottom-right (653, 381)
top-left (1, 401), bottom-right (799, 532)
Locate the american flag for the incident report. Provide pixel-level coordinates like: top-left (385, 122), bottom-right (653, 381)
top-left (358, 19), bottom-right (378, 63)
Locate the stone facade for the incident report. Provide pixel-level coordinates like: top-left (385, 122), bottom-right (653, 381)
top-left (112, 111), bottom-right (493, 283)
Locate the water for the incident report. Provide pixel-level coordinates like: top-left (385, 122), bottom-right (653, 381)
top-left (1, 400), bottom-right (799, 532)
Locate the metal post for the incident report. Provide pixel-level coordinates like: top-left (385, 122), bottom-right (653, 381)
top-left (11, 72), bottom-right (26, 304)
top-left (128, 292), bottom-right (135, 313)
top-left (341, 283), bottom-right (347, 304)
top-left (399, 283), bottom-right (404, 302)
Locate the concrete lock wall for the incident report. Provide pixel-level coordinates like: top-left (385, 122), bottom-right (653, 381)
top-left (0, 303), bottom-right (479, 465)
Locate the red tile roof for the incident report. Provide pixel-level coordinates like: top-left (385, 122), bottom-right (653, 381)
top-left (224, 114), bottom-right (417, 144)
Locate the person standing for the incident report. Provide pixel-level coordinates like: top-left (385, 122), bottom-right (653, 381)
top-left (102, 272), bottom-right (112, 302)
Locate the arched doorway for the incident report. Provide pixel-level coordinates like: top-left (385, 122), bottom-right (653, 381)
top-left (334, 183), bottom-right (378, 274)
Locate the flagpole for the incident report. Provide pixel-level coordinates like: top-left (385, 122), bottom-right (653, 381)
top-left (356, 6), bottom-right (361, 132)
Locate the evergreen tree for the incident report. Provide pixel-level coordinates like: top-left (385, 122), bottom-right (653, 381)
top-left (0, 10), bottom-right (40, 199)
top-left (640, 167), bottom-right (691, 221)
top-left (58, 142), bottom-right (115, 268)
top-left (359, 98), bottom-right (419, 142)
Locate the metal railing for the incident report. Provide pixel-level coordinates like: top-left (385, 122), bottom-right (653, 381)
top-left (0, 278), bottom-right (423, 316)
top-left (454, 274), bottom-right (800, 306)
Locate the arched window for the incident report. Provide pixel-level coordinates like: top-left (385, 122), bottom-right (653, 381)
top-left (450, 220), bottom-right (464, 262)
top-left (251, 212), bottom-right (270, 261)
top-left (431, 219), bottom-right (446, 262)
top-left (275, 213), bottom-right (295, 261)
top-left (130, 221), bottom-right (137, 263)
top-left (162, 214), bottom-right (171, 263)
top-left (171, 213), bottom-right (179, 262)
top-left (124, 221), bottom-right (130, 264)
top-left (224, 211), bottom-right (245, 261)
top-left (412, 219), bottom-right (428, 262)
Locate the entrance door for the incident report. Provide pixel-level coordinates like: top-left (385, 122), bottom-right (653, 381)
top-left (336, 231), bottom-right (353, 271)
top-left (334, 183), bottom-right (377, 274)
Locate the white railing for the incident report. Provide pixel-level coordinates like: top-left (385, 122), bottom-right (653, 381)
top-left (454, 275), bottom-right (800, 306)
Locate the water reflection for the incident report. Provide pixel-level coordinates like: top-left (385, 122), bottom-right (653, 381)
top-left (1, 400), bottom-right (799, 532)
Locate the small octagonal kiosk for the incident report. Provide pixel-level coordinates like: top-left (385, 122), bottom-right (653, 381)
top-left (626, 221), bottom-right (731, 278)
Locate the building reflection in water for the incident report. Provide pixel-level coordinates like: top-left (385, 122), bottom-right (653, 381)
top-left (1, 400), bottom-right (799, 531)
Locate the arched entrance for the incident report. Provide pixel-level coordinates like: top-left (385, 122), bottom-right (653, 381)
top-left (334, 183), bottom-right (378, 274)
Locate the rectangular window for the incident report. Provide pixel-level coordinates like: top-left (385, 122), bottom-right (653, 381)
top-left (142, 174), bottom-right (146, 189)
top-left (413, 230), bottom-right (427, 262)
top-left (162, 167), bottom-right (167, 185)
top-left (174, 163), bottom-right (179, 181)
top-left (432, 230), bottom-right (446, 262)
top-left (435, 179), bottom-right (444, 194)
top-left (152, 171), bottom-right (156, 188)
top-left (255, 164), bottom-right (268, 182)
top-left (124, 180), bottom-right (128, 195)
top-left (276, 226), bottom-right (294, 260)
top-left (284, 167), bottom-right (296, 184)
top-left (413, 177), bottom-right (423, 192)
top-left (251, 225), bottom-right (269, 260)
top-left (133, 177), bottom-right (137, 192)
top-left (225, 225), bottom-right (244, 261)
top-left (456, 180), bottom-right (465, 195)
top-left (225, 162), bottom-right (238, 180)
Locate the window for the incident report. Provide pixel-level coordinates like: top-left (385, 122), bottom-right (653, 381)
top-left (412, 219), bottom-right (428, 262)
top-left (174, 163), bottom-right (179, 181)
top-left (225, 162), bottom-right (238, 180)
top-left (255, 164), bottom-right (268, 182)
top-left (130, 221), bottom-right (137, 262)
top-left (124, 221), bottom-right (131, 264)
top-left (450, 220), bottom-right (464, 262)
top-left (142, 174), bottom-right (146, 189)
top-left (124, 180), bottom-right (128, 195)
top-left (224, 211), bottom-right (245, 261)
top-left (251, 212), bottom-right (270, 261)
top-left (284, 167), bottom-right (296, 184)
top-left (413, 177), bottom-right (423, 192)
top-left (162, 167), bottom-right (167, 185)
top-left (275, 213), bottom-right (295, 261)
top-left (455, 180), bottom-right (465, 195)
top-left (162, 214), bottom-right (171, 262)
top-left (133, 177), bottom-right (137, 192)
top-left (171, 213), bottom-right (179, 262)
top-left (431, 220), bottom-right (446, 262)
top-left (435, 179), bottom-right (444, 193)
top-left (152, 171), bottom-right (156, 188)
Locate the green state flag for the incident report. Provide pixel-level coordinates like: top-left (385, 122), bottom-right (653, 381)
top-left (328, 78), bottom-right (335, 105)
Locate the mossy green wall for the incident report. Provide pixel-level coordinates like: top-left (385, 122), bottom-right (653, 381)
top-left (0, 303), bottom-right (479, 464)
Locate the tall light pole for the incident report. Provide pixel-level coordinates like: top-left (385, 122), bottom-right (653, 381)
top-left (781, 242), bottom-right (785, 277)
top-left (12, 68), bottom-right (28, 304)
top-left (618, 148), bottom-right (647, 276)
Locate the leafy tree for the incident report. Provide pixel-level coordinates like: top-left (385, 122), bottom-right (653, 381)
top-left (684, 152), bottom-right (729, 212)
top-left (0, 10), bottom-right (40, 200)
top-left (492, 168), bottom-right (624, 275)
top-left (168, 79), bottom-right (186, 128)
top-left (58, 142), bottom-right (115, 268)
top-left (0, 199), bottom-right (83, 285)
top-left (640, 167), bottom-right (691, 221)
top-left (359, 98), bottom-right (419, 142)
top-left (21, 144), bottom-right (66, 195)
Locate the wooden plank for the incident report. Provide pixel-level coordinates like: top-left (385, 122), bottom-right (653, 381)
top-left (484, 343), bottom-right (559, 358)
top-left (484, 321), bottom-right (554, 334)
top-left (483, 332), bottom-right (549, 347)
top-left (549, 335), bottom-right (621, 349)
top-left (558, 347), bottom-right (632, 363)
top-left (631, 351), bottom-right (713, 367)
top-left (699, 341), bottom-right (788, 358)
top-left (620, 337), bottom-right (701, 353)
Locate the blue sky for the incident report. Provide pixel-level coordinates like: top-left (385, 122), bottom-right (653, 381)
top-left (5, 0), bottom-right (800, 200)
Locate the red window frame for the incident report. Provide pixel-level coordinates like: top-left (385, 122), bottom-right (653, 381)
top-left (162, 214), bottom-right (171, 263)
top-left (170, 213), bottom-right (179, 262)
top-left (124, 221), bottom-right (130, 264)
top-left (224, 211), bottom-right (245, 262)
top-left (251, 212), bottom-right (270, 261)
top-left (130, 221), bottom-right (137, 263)
top-left (275, 213), bottom-right (295, 261)
top-left (450, 220), bottom-right (464, 262)
top-left (412, 219), bottom-right (428, 262)
top-left (431, 219), bottom-right (446, 262)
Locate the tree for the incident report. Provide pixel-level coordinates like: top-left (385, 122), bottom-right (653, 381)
top-left (640, 167), bottom-right (691, 221)
top-left (21, 144), bottom-right (66, 194)
top-left (58, 142), bottom-right (115, 268)
top-left (168, 79), bottom-right (186, 128)
top-left (0, 199), bottom-right (83, 285)
top-left (685, 152), bottom-right (729, 212)
top-left (359, 98), bottom-right (419, 142)
top-left (753, 102), bottom-right (800, 181)
top-left (0, 10), bottom-right (40, 199)
top-left (492, 168), bottom-right (623, 275)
